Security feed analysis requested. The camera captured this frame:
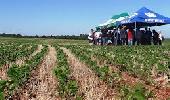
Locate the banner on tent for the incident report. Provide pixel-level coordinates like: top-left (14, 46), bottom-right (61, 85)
top-left (145, 19), bottom-right (165, 23)
top-left (145, 12), bottom-right (156, 17)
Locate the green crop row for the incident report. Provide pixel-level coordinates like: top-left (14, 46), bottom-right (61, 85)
top-left (0, 45), bottom-right (48, 100)
top-left (0, 43), bottom-right (38, 67)
top-left (65, 45), bottom-right (113, 82)
top-left (65, 45), bottom-right (154, 99)
top-left (76, 45), bottom-right (170, 85)
top-left (54, 46), bottom-right (80, 99)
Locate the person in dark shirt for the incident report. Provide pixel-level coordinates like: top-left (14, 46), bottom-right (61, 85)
top-left (136, 28), bottom-right (142, 45)
top-left (144, 28), bottom-right (152, 45)
top-left (141, 30), bottom-right (146, 45)
top-left (111, 28), bottom-right (115, 45)
top-left (101, 27), bottom-right (108, 45)
top-left (147, 28), bottom-right (152, 45)
top-left (152, 30), bottom-right (159, 45)
top-left (120, 26), bottom-right (127, 45)
top-left (132, 29), bottom-right (136, 45)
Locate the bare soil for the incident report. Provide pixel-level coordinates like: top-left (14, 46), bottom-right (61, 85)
top-left (61, 47), bottom-right (119, 100)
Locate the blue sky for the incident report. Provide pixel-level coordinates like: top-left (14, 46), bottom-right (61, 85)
top-left (0, 0), bottom-right (170, 37)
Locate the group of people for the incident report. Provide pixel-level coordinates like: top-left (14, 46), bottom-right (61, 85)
top-left (88, 26), bottom-right (164, 46)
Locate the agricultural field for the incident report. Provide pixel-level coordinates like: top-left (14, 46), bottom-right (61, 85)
top-left (0, 37), bottom-right (170, 100)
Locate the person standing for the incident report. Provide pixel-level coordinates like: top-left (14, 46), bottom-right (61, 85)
top-left (120, 26), bottom-right (127, 45)
top-left (144, 28), bottom-right (152, 45)
top-left (94, 28), bottom-right (102, 45)
top-left (142, 28), bottom-right (148, 45)
top-left (127, 28), bottom-right (133, 46)
top-left (136, 28), bottom-right (142, 45)
top-left (114, 28), bottom-right (120, 45)
top-left (117, 28), bottom-right (121, 45)
top-left (111, 28), bottom-right (116, 45)
top-left (132, 29), bottom-right (136, 45)
top-left (113, 28), bottom-right (118, 45)
top-left (101, 27), bottom-right (108, 45)
top-left (158, 30), bottom-right (163, 45)
top-left (148, 28), bottom-right (152, 45)
top-left (152, 30), bottom-right (159, 45)
top-left (141, 30), bottom-right (145, 45)
top-left (107, 30), bottom-right (112, 45)
top-left (88, 29), bottom-right (95, 45)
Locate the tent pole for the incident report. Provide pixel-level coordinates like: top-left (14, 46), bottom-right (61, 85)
top-left (135, 21), bottom-right (136, 29)
top-left (135, 21), bottom-right (137, 36)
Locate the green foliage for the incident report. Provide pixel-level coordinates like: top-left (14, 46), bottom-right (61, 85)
top-left (0, 80), bottom-right (7, 92)
top-left (120, 84), bottom-right (153, 100)
top-left (65, 45), bottom-right (122, 89)
top-left (71, 45), bottom-right (170, 85)
top-left (76, 96), bottom-right (83, 100)
top-left (0, 43), bottom-right (38, 67)
top-left (0, 92), bottom-right (5, 100)
top-left (67, 80), bottom-right (78, 96)
top-left (55, 46), bottom-right (79, 98)
top-left (2, 45), bottom-right (48, 97)
top-left (97, 66), bottom-right (109, 80)
top-left (65, 45), bottom-right (169, 99)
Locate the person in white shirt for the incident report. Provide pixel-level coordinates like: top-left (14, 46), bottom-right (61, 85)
top-left (88, 29), bottom-right (95, 45)
top-left (158, 30), bottom-right (163, 45)
top-left (94, 28), bottom-right (102, 45)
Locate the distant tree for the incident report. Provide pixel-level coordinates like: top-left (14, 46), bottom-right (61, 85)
top-left (42, 35), bottom-right (46, 38)
top-left (35, 35), bottom-right (39, 38)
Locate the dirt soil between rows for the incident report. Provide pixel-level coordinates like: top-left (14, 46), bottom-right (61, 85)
top-left (11, 45), bottom-right (60, 100)
top-left (61, 47), bottom-right (119, 100)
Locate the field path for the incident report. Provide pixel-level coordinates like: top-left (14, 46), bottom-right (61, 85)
top-left (61, 47), bottom-right (119, 100)
top-left (12, 45), bottom-right (60, 100)
top-left (0, 45), bottom-right (43, 80)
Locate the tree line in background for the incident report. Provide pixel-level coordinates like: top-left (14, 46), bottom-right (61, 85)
top-left (0, 33), bottom-right (88, 40)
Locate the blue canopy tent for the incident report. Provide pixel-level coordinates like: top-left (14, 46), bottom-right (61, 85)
top-left (117, 7), bottom-right (170, 28)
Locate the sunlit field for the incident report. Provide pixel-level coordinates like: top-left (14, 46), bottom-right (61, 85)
top-left (0, 37), bottom-right (170, 99)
